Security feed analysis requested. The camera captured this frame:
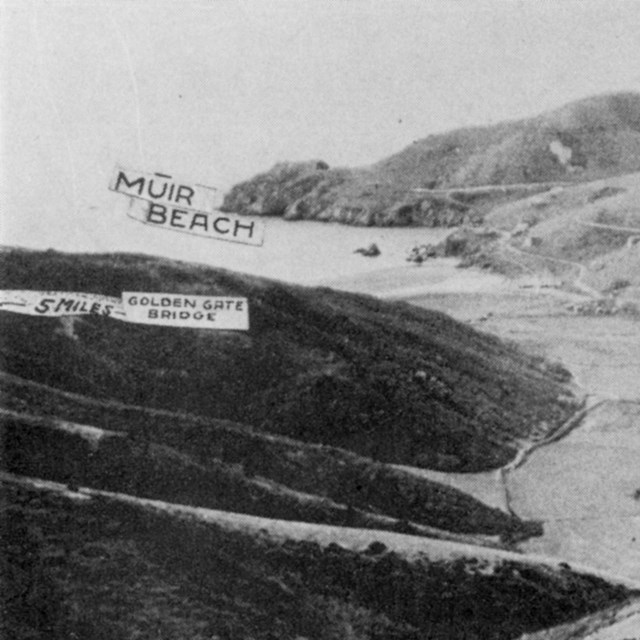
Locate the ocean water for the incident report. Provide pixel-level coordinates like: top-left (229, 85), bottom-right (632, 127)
top-left (6, 202), bottom-right (515, 297)
top-left (10, 205), bottom-right (456, 287)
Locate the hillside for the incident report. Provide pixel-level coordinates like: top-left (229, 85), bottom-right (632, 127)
top-left (454, 171), bottom-right (640, 299)
top-left (518, 599), bottom-right (640, 639)
top-left (0, 248), bottom-right (580, 472)
top-left (0, 390), bottom-right (529, 542)
top-left (3, 472), bottom-right (634, 640)
top-left (223, 92), bottom-right (640, 226)
top-left (4, 249), bottom-right (637, 639)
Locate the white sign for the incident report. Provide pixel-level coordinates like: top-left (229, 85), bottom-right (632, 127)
top-left (120, 195), bottom-right (265, 247)
top-left (0, 290), bottom-right (250, 331)
top-left (122, 292), bottom-right (249, 329)
top-left (109, 165), bottom-right (223, 213)
top-left (0, 290), bottom-right (126, 319)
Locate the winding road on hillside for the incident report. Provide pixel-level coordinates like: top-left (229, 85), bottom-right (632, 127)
top-left (490, 240), bottom-right (640, 579)
top-left (5, 470), bottom-right (640, 592)
top-left (577, 221), bottom-right (640, 234)
top-left (397, 241), bottom-right (640, 584)
top-left (411, 181), bottom-right (571, 196)
top-left (507, 398), bottom-right (640, 583)
top-left (500, 221), bottom-right (640, 297)
top-left (499, 235), bottom-right (600, 298)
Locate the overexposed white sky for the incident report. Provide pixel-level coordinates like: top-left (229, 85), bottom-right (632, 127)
top-left (1, 0), bottom-right (640, 255)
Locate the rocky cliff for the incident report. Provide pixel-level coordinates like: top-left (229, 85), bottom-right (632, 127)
top-left (222, 92), bottom-right (640, 226)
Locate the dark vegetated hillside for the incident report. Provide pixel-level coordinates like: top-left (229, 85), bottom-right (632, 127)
top-left (2, 476), bottom-right (632, 640)
top-left (0, 249), bottom-right (579, 472)
top-left (223, 92), bottom-right (640, 226)
top-left (1, 406), bottom-right (532, 541)
top-left (518, 599), bottom-right (640, 640)
top-left (376, 92), bottom-right (640, 187)
top-left (0, 373), bottom-right (536, 540)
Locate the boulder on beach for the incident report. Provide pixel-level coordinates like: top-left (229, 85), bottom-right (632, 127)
top-left (354, 243), bottom-right (381, 257)
top-left (407, 244), bottom-right (437, 264)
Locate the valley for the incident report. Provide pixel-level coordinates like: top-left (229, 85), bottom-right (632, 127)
top-left (4, 91), bottom-right (640, 639)
top-left (413, 293), bottom-right (640, 586)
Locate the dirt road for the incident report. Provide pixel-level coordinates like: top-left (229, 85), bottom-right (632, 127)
top-left (403, 279), bottom-right (640, 583)
top-left (499, 234), bottom-right (601, 298)
top-left (508, 401), bottom-right (640, 582)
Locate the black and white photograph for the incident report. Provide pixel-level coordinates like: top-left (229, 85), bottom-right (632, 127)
top-left (1, 1), bottom-right (640, 638)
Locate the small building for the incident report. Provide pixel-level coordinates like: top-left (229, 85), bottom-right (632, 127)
top-left (523, 236), bottom-right (542, 248)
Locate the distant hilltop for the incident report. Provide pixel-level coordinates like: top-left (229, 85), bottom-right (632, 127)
top-left (222, 92), bottom-right (640, 226)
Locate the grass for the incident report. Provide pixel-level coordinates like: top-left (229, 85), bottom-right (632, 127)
top-left (455, 170), bottom-right (640, 290)
top-left (0, 248), bottom-right (579, 473)
top-left (2, 477), bottom-right (632, 640)
top-left (223, 92), bottom-right (640, 227)
top-left (0, 376), bottom-right (537, 540)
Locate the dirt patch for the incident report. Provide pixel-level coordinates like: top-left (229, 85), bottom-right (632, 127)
top-left (510, 402), bottom-right (640, 582)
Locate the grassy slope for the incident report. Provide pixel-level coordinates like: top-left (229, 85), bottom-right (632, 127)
top-left (517, 599), bottom-right (640, 639)
top-left (1, 249), bottom-right (632, 638)
top-left (223, 92), bottom-right (640, 226)
top-left (0, 249), bottom-right (579, 472)
top-left (461, 171), bottom-right (640, 292)
top-left (0, 400), bottom-right (529, 541)
top-left (2, 474), bottom-right (633, 640)
top-left (375, 92), bottom-right (640, 189)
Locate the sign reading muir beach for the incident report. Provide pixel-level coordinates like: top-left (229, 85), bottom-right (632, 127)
top-left (110, 165), bottom-right (265, 246)
top-left (122, 196), bottom-right (264, 246)
top-left (122, 292), bottom-right (249, 330)
top-left (109, 166), bottom-right (223, 212)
